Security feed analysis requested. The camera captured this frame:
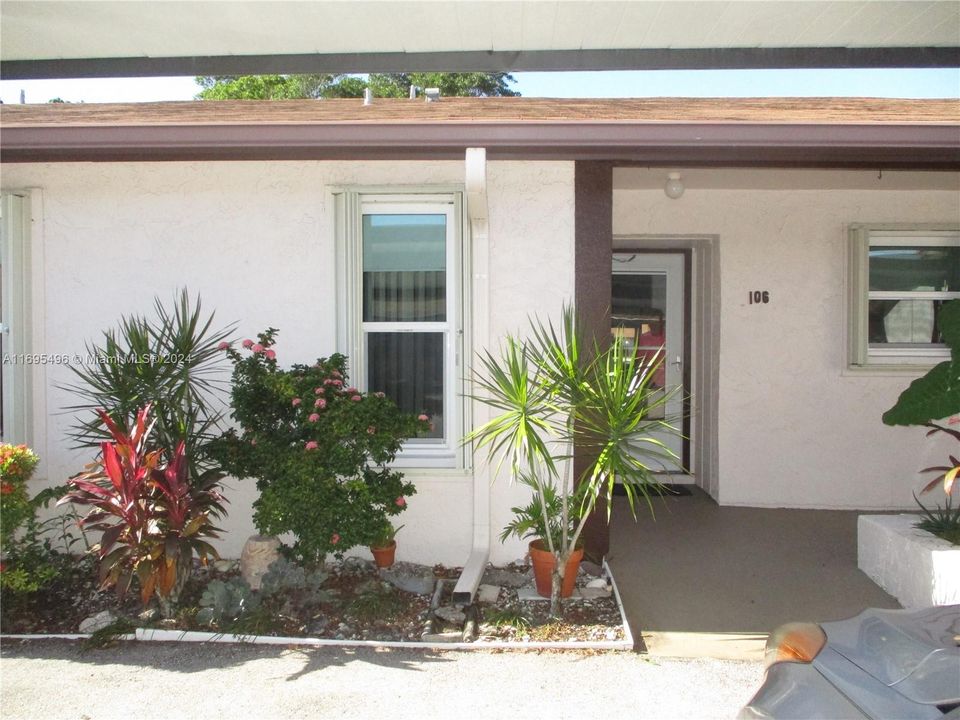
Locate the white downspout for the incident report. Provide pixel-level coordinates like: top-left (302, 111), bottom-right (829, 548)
top-left (452, 147), bottom-right (490, 604)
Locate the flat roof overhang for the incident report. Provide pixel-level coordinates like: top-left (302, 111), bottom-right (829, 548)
top-left (3, 121), bottom-right (959, 168)
top-left (4, 1), bottom-right (959, 79)
top-left (6, 46), bottom-right (960, 80)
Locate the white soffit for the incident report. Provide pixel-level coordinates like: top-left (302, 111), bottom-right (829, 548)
top-left (2, 0), bottom-right (959, 78)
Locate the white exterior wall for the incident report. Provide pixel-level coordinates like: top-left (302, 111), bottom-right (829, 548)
top-left (7, 159), bottom-right (956, 566)
top-left (614, 168), bottom-right (960, 511)
top-left (1, 160), bottom-right (575, 564)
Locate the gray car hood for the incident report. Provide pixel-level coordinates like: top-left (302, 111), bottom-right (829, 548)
top-left (821, 605), bottom-right (960, 706)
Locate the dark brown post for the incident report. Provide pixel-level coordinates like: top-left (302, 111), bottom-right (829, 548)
top-left (574, 160), bottom-right (613, 562)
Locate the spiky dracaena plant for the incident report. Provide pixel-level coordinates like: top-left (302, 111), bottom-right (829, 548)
top-left (60, 406), bottom-right (224, 618)
top-left (468, 305), bottom-right (681, 616)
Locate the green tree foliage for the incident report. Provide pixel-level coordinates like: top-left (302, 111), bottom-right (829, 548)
top-left (195, 72), bottom-right (519, 100)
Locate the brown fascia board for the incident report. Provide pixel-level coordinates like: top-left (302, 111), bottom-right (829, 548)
top-left (2, 121), bottom-right (959, 168)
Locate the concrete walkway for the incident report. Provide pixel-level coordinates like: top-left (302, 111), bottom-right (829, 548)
top-left (606, 488), bottom-right (899, 659)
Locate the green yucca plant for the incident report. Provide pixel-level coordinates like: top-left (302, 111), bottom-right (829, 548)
top-left (467, 305), bottom-right (681, 616)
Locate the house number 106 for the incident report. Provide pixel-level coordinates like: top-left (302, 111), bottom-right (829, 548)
top-left (749, 291), bottom-right (770, 304)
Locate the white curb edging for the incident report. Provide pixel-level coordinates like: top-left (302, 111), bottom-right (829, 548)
top-left (605, 558), bottom-right (635, 649)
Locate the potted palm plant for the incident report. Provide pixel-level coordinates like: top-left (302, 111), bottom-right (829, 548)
top-left (500, 476), bottom-right (590, 598)
top-left (469, 306), bottom-right (681, 615)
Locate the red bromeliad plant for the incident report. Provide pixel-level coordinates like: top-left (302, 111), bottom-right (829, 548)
top-left (60, 405), bottom-right (224, 617)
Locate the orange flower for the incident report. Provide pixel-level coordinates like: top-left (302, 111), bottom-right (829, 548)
top-left (0, 482), bottom-right (15, 495)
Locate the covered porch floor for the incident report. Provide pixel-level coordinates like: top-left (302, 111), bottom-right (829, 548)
top-left (606, 488), bottom-right (900, 660)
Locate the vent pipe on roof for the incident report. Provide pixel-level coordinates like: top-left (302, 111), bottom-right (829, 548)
top-left (409, 85), bottom-right (418, 100)
top-left (363, 88), bottom-right (373, 106)
top-left (424, 87), bottom-right (440, 102)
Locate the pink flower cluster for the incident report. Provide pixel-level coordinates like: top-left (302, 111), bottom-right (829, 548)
top-left (239, 338), bottom-right (276, 361)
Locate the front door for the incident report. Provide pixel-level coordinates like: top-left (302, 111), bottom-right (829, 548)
top-left (611, 252), bottom-right (686, 469)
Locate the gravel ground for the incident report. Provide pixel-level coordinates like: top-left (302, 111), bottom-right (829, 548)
top-left (1, 639), bottom-right (763, 720)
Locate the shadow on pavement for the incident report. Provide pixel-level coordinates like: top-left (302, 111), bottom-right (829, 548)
top-left (0, 638), bottom-right (455, 678)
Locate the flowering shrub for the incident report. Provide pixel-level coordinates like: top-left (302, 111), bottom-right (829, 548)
top-left (210, 329), bottom-right (426, 565)
top-left (1, 444), bottom-right (40, 551)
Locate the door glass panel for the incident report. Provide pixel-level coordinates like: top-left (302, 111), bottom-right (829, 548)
top-left (362, 214), bottom-right (446, 322)
top-left (611, 273), bottom-right (667, 419)
top-left (366, 331), bottom-right (444, 439)
top-left (869, 246), bottom-right (960, 292)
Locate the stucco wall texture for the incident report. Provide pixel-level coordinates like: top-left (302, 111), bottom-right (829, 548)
top-left (4, 161), bottom-right (959, 564)
top-left (0, 160), bottom-right (575, 564)
top-left (614, 168), bottom-right (960, 512)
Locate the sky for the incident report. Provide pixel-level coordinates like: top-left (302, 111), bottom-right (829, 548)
top-left (1, 68), bottom-right (959, 104)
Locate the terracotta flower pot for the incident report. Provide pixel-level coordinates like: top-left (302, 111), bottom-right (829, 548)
top-left (529, 540), bottom-right (584, 598)
top-left (370, 540), bottom-right (397, 569)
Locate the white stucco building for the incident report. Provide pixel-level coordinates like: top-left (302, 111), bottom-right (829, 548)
top-left (2, 97), bottom-right (958, 582)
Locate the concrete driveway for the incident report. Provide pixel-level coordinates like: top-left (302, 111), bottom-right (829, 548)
top-left (1, 639), bottom-right (763, 720)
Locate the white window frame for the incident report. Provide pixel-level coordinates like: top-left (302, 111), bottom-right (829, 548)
top-left (848, 224), bottom-right (960, 368)
top-left (1, 192), bottom-right (35, 446)
top-left (334, 187), bottom-right (468, 468)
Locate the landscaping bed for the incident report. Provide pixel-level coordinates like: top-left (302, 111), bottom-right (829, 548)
top-left (1, 556), bottom-right (629, 647)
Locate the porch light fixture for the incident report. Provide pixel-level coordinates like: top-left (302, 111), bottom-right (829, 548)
top-left (664, 172), bottom-right (685, 199)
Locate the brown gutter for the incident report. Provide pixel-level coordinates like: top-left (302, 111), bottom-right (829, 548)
top-left (3, 122), bottom-right (959, 168)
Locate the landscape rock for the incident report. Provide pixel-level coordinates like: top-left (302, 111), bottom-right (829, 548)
top-left (79, 610), bottom-right (118, 634)
top-left (137, 607), bottom-right (160, 623)
top-left (477, 584), bottom-right (501, 604)
top-left (305, 618), bottom-right (328, 635)
top-left (381, 567), bottom-right (436, 595)
top-left (213, 559), bottom-right (238, 573)
top-left (420, 630), bottom-right (463, 643)
top-left (434, 606), bottom-right (466, 626)
top-left (240, 535), bottom-right (281, 591)
top-left (580, 560), bottom-right (603, 577)
top-left (342, 556), bottom-right (373, 573)
top-left (580, 587), bottom-right (612, 600)
top-left (481, 566), bottom-right (533, 589)
top-left (585, 577), bottom-right (609, 590)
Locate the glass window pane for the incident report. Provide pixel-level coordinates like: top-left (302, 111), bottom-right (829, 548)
top-left (869, 245), bottom-right (960, 292)
top-left (612, 273), bottom-right (666, 393)
top-left (366, 332), bottom-right (444, 440)
top-left (363, 214), bottom-right (446, 322)
top-left (868, 299), bottom-right (952, 345)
